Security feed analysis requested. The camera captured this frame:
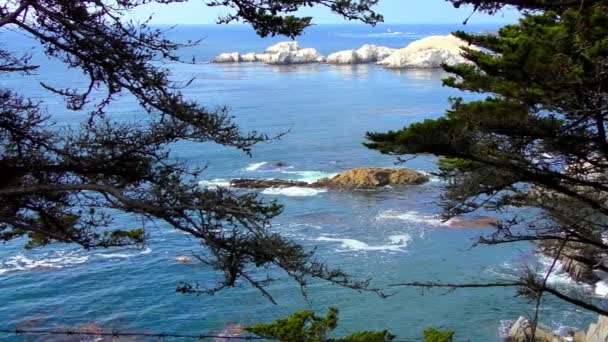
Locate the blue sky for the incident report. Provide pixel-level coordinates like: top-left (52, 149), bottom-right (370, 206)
top-left (131, 0), bottom-right (521, 25)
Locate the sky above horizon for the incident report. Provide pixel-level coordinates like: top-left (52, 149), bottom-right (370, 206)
top-left (131, 0), bottom-right (521, 25)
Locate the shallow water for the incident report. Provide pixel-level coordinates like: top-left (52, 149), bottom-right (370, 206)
top-left (0, 24), bottom-right (599, 341)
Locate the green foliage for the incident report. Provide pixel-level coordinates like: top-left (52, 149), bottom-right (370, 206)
top-left (423, 328), bottom-right (455, 342)
top-left (366, 0), bottom-right (608, 315)
top-left (245, 307), bottom-right (394, 342)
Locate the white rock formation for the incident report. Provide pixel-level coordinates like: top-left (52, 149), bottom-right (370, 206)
top-left (326, 44), bottom-right (395, 64)
top-left (211, 52), bottom-right (241, 63)
top-left (356, 44), bottom-right (395, 62)
top-left (265, 41), bottom-right (300, 54)
top-left (240, 52), bottom-right (257, 62)
top-left (212, 41), bottom-right (324, 64)
top-left (211, 35), bottom-right (477, 67)
top-left (267, 47), bottom-right (325, 65)
top-left (378, 34), bottom-right (478, 69)
top-left (326, 49), bottom-right (358, 64)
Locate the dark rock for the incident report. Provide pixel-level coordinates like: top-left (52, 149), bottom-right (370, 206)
top-left (230, 178), bottom-right (309, 189)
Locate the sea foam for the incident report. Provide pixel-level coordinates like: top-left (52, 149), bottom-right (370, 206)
top-left (262, 187), bottom-right (327, 197)
top-left (376, 210), bottom-right (446, 226)
top-left (0, 251), bottom-right (89, 275)
top-left (244, 162), bottom-right (268, 171)
top-left (315, 234), bottom-right (410, 252)
top-left (198, 179), bottom-right (232, 189)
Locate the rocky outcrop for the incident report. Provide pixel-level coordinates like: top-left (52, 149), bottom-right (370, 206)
top-left (175, 256), bottom-right (193, 263)
top-left (212, 52), bottom-right (241, 63)
top-left (228, 168), bottom-right (428, 190)
top-left (230, 179), bottom-right (309, 189)
top-left (506, 317), bottom-right (566, 342)
top-left (539, 240), bottom-right (601, 284)
top-left (377, 34), bottom-right (479, 69)
top-left (575, 316), bottom-right (608, 342)
top-left (267, 47), bottom-right (325, 65)
top-left (446, 216), bottom-right (498, 228)
top-left (326, 44), bottom-right (395, 64)
top-left (314, 167), bottom-right (428, 189)
top-left (211, 41), bottom-right (324, 65)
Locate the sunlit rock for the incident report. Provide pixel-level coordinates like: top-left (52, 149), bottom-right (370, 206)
top-left (378, 34), bottom-right (478, 69)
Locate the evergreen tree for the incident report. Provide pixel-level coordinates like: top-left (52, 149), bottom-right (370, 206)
top-left (367, 0), bottom-right (608, 314)
top-left (245, 307), bottom-right (395, 342)
top-left (0, 0), bottom-right (381, 301)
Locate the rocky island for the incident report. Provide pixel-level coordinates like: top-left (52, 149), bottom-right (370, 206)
top-left (230, 167), bottom-right (429, 190)
top-left (211, 34), bottom-right (477, 68)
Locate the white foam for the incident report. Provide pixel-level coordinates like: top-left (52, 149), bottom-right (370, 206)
top-left (244, 162), bottom-right (268, 171)
top-left (529, 256), bottom-right (593, 291)
top-left (96, 247), bottom-right (151, 259)
top-left (315, 234), bottom-right (410, 252)
top-left (198, 179), bottom-right (231, 189)
top-left (595, 281), bottom-right (608, 297)
top-left (0, 251), bottom-right (89, 275)
top-left (420, 171), bottom-right (442, 183)
top-left (376, 210), bottom-right (446, 226)
top-left (283, 170), bottom-right (338, 183)
top-left (262, 187), bottom-right (327, 197)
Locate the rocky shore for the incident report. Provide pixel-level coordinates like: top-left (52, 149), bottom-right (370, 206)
top-left (506, 316), bottom-right (608, 342)
top-left (211, 34), bottom-right (477, 68)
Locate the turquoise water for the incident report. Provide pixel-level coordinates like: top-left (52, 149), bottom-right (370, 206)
top-left (0, 24), bottom-right (597, 341)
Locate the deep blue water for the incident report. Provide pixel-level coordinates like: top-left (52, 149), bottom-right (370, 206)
top-left (0, 24), bottom-right (597, 341)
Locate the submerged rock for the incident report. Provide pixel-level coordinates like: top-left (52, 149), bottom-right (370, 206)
top-left (175, 256), bottom-right (193, 263)
top-left (446, 216), bottom-right (498, 228)
top-left (506, 317), bottom-right (566, 342)
top-left (230, 178), bottom-right (309, 189)
top-left (378, 34), bottom-right (479, 69)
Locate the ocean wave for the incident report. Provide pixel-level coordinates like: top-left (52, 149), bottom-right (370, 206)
top-left (96, 247), bottom-right (152, 259)
top-left (315, 234), bottom-right (410, 252)
top-left (283, 170), bottom-right (338, 183)
top-left (420, 171), bottom-right (442, 183)
top-left (595, 281), bottom-right (608, 297)
top-left (261, 187), bottom-right (327, 197)
top-left (198, 178), bottom-right (232, 189)
top-left (244, 162), bottom-right (268, 171)
top-left (0, 251), bottom-right (89, 275)
top-left (243, 161), bottom-right (294, 173)
top-left (376, 210), bottom-right (446, 226)
top-left (537, 256), bottom-right (593, 290)
top-left (490, 257), bottom-right (594, 292)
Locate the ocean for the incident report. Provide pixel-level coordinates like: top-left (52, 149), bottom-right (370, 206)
top-left (0, 23), bottom-right (597, 341)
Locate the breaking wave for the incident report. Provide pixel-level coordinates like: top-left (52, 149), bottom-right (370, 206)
top-left (198, 179), bottom-right (231, 189)
top-left (0, 251), bottom-right (89, 275)
top-left (95, 247), bottom-right (152, 260)
top-left (283, 170), bottom-right (338, 183)
top-left (376, 210), bottom-right (446, 226)
top-left (315, 234), bottom-right (410, 252)
top-left (262, 187), bottom-right (327, 197)
top-left (244, 161), bottom-right (268, 171)
top-left (0, 247), bottom-right (153, 276)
